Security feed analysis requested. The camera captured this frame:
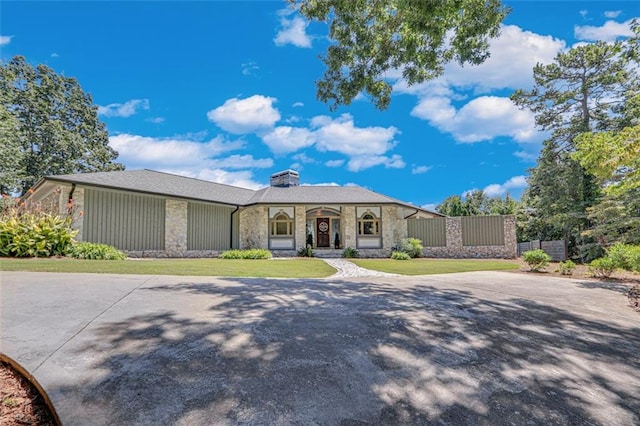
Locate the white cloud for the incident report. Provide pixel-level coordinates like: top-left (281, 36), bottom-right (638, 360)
top-left (207, 154), bottom-right (273, 169)
top-left (412, 96), bottom-right (540, 144)
top-left (394, 25), bottom-right (565, 95)
top-left (98, 99), bottom-right (150, 118)
top-left (312, 114), bottom-right (399, 156)
top-left (580, 10), bottom-right (588, 18)
top-left (50, 52), bottom-right (60, 58)
top-left (292, 152), bottom-right (317, 164)
top-left (146, 117), bottom-right (165, 124)
top-left (574, 19), bottom-right (635, 42)
top-left (292, 102), bottom-right (304, 108)
top-left (261, 126), bottom-right (315, 155)
top-left (325, 159), bottom-right (345, 168)
top-left (411, 165), bottom-right (431, 175)
top-left (421, 203), bottom-right (438, 212)
top-left (109, 133), bottom-right (244, 169)
top-left (241, 62), bottom-right (259, 76)
top-left (0, 35), bottom-right (12, 45)
top-left (604, 11), bottom-right (622, 19)
top-left (274, 14), bottom-right (312, 48)
top-left (207, 95), bottom-right (281, 134)
top-left (347, 154), bottom-right (405, 172)
top-left (174, 168), bottom-right (264, 190)
top-left (302, 182), bottom-right (340, 187)
top-left (482, 175), bottom-right (527, 197)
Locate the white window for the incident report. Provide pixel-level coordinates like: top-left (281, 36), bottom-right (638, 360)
top-left (271, 213), bottom-right (293, 236)
top-left (358, 212), bottom-right (380, 236)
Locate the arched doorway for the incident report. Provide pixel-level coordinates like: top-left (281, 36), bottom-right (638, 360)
top-left (306, 207), bottom-right (341, 249)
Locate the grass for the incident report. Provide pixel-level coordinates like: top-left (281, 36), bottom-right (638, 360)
top-left (351, 258), bottom-right (519, 275)
top-left (0, 257), bottom-right (336, 278)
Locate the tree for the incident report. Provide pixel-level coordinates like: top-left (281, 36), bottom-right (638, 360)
top-left (0, 104), bottom-right (24, 194)
top-left (291, 0), bottom-right (509, 110)
top-left (511, 30), bottom-right (638, 257)
top-left (0, 56), bottom-right (124, 195)
top-left (436, 190), bottom-right (518, 216)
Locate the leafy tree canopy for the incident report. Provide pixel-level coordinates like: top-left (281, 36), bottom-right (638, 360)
top-left (0, 56), bottom-right (124, 195)
top-left (436, 190), bottom-right (518, 217)
top-left (291, 0), bottom-right (509, 110)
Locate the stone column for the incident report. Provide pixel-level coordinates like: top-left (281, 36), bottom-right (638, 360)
top-left (503, 215), bottom-right (517, 258)
top-left (165, 199), bottom-right (188, 253)
top-left (295, 205), bottom-right (306, 250)
top-left (342, 205), bottom-right (356, 249)
top-left (445, 217), bottom-right (462, 254)
top-left (70, 187), bottom-right (85, 242)
top-left (382, 205), bottom-right (407, 249)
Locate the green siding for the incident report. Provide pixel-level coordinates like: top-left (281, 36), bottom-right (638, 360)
top-left (462, 216), bottom-right (504, 246)
top-left (84, 189), bottom-right (165, 250)
top-left (408, 218), bottom-right (446, 247)
top-left (187, 202), bottom-right (234, 250)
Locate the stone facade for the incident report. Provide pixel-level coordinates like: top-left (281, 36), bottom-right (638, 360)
top-left (164, 199), bottom-right (188, 253)
top-left (422, 215), bottom-right (517, 259)
top-left (294, 205), bottom-right (307, 250)
top-left (341, 206), bottom-right (357, 249)
top-left (382, 205), bottom-right (408, 249)
top-left (238, 205), bottom-right (268, 249)
top-left (70, 187), bottom-right (85, 242)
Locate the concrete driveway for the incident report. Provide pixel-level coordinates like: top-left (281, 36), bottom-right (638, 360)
top-left (1, 270), bottom-right (639, 425)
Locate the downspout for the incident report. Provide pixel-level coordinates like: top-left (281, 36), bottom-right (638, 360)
top-left (404, 208), bottom-right (419, 220)
top-left (230, 205), bottom-right (240, 249)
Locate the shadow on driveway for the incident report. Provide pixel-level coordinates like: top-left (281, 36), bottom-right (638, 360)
top-left (45, 276), bottom-right (640, 425)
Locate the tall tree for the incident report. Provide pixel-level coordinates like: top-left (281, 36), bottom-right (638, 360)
top-left (0, 56), bottom-right (124, 195)
top-left (436, 191), bottom-right (518, 216)
top-left (511, 30), bottom-right (638, 257)
top-left (291, 0), bottom-right (509, 110)
top-left (0, 104), bottom-right (24, 194)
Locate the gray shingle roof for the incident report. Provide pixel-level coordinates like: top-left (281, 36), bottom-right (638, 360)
top-left (44, 169), bottom-right (256, 206)
top-left (39, 169), bottom-right (440, 215)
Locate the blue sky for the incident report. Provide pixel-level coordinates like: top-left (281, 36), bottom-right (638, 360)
top-left (1, 1), bottom-right (638, 209)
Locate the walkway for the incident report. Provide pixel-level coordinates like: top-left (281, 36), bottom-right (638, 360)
top-left (321, 258), bottom-right (400, 278)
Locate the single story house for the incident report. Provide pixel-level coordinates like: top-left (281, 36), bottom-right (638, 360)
top-left (24, 169), bottom-right (445, 257)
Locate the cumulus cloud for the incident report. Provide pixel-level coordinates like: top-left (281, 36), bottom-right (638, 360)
top-left (261, 126), bottom-right (316, 155)
top-left (292, 102), bottom-right (304, 108)
top-left (274, 12), bottom-right (312, 48)
top-left (347, 154), bottom-right (405, 172)
top-left (411, 96), bottom-right (540, 144)
top-left (0, 35), bottom-right (12, 45)
top-left (482, 175), bottom-right (528, 197)
top-left (574, 19), bottom-right (635, 42)
top-left (604, 11), bottom-right (622, 19)
top-left (109, 133), bottom-right (245, 169)
top-left (173, 168), bottom-right (264, 190)
top-left (207, 95), bottom-right (281, 134)
top-left (411, 165), bottom-right (431, 175)
top-left (325, 159), bottom-right (345, 168)
top-left (98, 99), bottom-right (150, 118)
top-left (312, 114), bottom-right (399, 156)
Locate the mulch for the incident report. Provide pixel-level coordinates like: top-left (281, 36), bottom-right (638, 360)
top-left (0, 361), bottom-right (57, 426)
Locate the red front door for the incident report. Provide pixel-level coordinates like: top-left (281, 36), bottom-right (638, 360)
top-left (316, 218), bottom-right (330, 248)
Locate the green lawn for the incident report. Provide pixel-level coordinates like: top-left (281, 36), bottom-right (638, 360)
top-left (0, 257), bottom-right (336, 278)
top-left (351, 258), bottom-right (519, 275)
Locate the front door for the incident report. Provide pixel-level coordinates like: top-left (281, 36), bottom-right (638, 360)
top-left (316, 218), bottom-right (330, 248)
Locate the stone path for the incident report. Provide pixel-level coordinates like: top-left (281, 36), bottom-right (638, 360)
top-left (321, 258), bottom-right (399, 278)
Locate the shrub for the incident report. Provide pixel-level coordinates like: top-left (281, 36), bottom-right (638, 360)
top-left (607, 243), bottom-right (640, 272)
top-left (391, 251), bottom-right (411, 260)
top-left (557, 260), bottom-right (576, 275)
top-left (68, 242), bottom-right (126, 260)
top-left (0, 207), bottom-right (77, 257)
top-left (342, 247), bottom-right (358, 258)
top-left (393, 238), bottom-right (423, 258)
top-left (297, 246), bottom-right (314, 257)
top-left (220, 249), bottom-right (272, 259)
top-left (589, 257), bottom-right (617, 278)
top-left (522, 249), bottom-right (551, 272)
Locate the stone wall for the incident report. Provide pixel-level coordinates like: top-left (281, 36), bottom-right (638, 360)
top-left (294, 205), bottom-right (306, 250)
top-left (382, 205), bottom-right (408, 249)
top-left (165, 199), bottom-right (188, 253)
top-left (238, 205), bottom-right (268, 249)
top-left (71, 187), bottom-right (85, 242)
top-left (422, 215), bottom-right (517, 259)
top-left (342, 205), bottom-right (356, 249)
